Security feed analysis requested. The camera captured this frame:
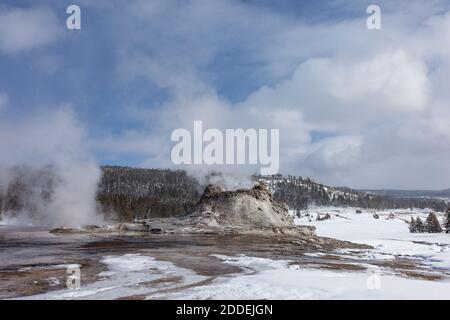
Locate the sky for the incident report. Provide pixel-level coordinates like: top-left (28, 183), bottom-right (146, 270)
top-left (1, 0), bottom-right (450, 189)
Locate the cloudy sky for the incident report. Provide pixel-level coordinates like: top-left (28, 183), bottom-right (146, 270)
top-left (1, 0), bottom-right (450, 189)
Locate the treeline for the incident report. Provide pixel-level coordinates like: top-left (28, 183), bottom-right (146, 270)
top-left (0, 166), bottom-right (56, 218)
top-left (409, 211), bottom-right (450, 233)
top-left (97, 166), bottom-right (201, 221)
top-left (257, 175), bottom-right (449, 212)
top-left (0, 166), bottom-right (202, 222)
top-left (1, 167), bottom-right (449, 223)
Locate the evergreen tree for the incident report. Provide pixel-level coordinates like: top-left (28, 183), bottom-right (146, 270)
top-left (415, 217), bottom-right (425, 233)
top-left (444, 208), bottom-right (450, 234)
top-left (409, 217), bottom-right (417, 233)
top-left (425, 212), bottom-right (443, 233)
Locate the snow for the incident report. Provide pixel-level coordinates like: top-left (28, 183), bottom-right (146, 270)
top-left (156, 207), bottom-right (450, 299)
top-left (18, 207), bottom-right (450, 300)
top-left (20, 253), bottom-right (206, 300)
top-left (294, 207), bottom-right (450, 271)
top-left (155, 254), bottom-right (450, 300)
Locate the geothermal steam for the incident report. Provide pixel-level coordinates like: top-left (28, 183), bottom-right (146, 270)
top-left (0, 107), bottom-right (103, 227)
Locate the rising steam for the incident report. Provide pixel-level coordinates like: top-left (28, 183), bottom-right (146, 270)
top-left (0, 107), bottom-right (103, 227)
top-left (187, 168), bottom-right (254, 191)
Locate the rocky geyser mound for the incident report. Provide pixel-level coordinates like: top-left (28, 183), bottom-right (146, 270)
top-left (125, 183), bottom-right (316, 236)
top-left (188, 184), bottom-right (295, 229)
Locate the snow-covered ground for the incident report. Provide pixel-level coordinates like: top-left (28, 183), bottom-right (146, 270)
top-left (17, 207), bottom-right (450, 300)
top-left (21, 254), bottom-right (207, 300)
top-left (155, 254), bottom-right (450, 300)
top-left (157, 208), bottom-right (450, 300)
top-left (294, 207), bottom-right (450, 271)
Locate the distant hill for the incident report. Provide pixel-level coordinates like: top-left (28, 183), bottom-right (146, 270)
top-left (256, 175), bottom-right (449, 213)
top-left (361, 189), bottom-right (450, 200)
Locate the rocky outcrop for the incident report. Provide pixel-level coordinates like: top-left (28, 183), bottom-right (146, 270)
top-left (185, 183), bottom-right (300, 231)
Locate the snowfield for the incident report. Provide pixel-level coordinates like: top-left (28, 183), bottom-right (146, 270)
top-left (294, 207), bottom-right (450, 271)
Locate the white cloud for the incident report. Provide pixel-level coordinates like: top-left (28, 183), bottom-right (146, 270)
top-left (326, 51), bottom-right (430, 111)
top-left (0, 7), bottom-right (61, 54)
top-left (11, 0), bottom-right (448, 189)
top-left (122, 4), bottom-right (450, 188)
top-left (0, 106), bottom-right (93, 165)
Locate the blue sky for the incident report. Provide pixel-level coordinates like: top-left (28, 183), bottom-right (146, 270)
top-left (1, 0), bottom-right (450, 189)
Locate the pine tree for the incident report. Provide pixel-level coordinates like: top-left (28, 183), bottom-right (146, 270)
top-left (444, 208), bottom-right (450, 234)
top-left (409, 217), bottom-right (417, 233)
top-left (415, 217), bottom-right (425, 233)
top-left (425, 212), bottom-right (443, 233)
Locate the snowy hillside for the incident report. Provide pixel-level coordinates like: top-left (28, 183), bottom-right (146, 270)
top-left (257, 175), bottom-right (449, 212)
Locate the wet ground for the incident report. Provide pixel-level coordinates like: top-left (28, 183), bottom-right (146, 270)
top-left (0, 225), bottom-right (446, 299)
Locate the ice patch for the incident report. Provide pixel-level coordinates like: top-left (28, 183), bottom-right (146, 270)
top-left (211, 254), bottom-right (289, 273)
